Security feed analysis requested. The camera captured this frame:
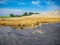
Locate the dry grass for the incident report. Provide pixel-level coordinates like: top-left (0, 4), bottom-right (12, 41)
top-left (0, 15), bottom-right (60, 29)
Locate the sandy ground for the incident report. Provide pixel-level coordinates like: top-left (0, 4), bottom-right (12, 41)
top-left (0, 15), bottom-right (60, 29)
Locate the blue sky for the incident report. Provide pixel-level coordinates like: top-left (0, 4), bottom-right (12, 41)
top-left (0, 0), bottom-right (60, 16)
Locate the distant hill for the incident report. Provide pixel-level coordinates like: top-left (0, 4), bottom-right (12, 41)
top-left (44, 10), bottom-right (60, 15)
top-left (30, 10), bottom-right (60, 17)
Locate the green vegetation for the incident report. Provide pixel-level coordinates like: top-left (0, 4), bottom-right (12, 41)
top-left (29, 12), bottom-right (34, 15)
top-left (22, 12), bottom-right (28, 16)
top-left (9, 12), bottom-right (36, 17)
top-left (10, 13), bottom-right (14, 17)
top-left (0, 12), bottom-right (39, 18)
top-left (0, 16), bottom-right (11, 18)
top-left (34, 12), bottom-right (39, 14)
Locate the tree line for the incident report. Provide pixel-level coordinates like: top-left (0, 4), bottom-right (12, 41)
top-left (10, 12), bottom-right (39, 17)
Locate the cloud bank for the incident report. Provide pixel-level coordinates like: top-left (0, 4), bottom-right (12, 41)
top-left (0, 9), bottom-right (24, 16)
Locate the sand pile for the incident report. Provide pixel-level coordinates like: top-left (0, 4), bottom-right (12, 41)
top-left (0, 10), bottom-right (60, 29)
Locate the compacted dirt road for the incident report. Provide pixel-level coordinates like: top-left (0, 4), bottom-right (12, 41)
top-left (0, 23), bottom-right (60, 45)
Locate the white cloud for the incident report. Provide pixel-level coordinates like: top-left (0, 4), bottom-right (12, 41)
top-left (46, 0), bottom-right (59, 11)
top-left (0, 9), bottom-right (24, 16)
top-left (48, 4), bottom-right (59, 10)
top-left (32, 1), bottom-right (40, 5)
top-left (0, 1), bottom-right (7, 4)
top-left (46, 0), bottom-right (55, 6)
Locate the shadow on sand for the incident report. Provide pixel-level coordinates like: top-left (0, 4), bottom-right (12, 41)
top-left (0, 23), bottom-right (60, 45)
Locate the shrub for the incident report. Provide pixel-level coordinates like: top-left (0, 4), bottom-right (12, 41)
top-left (34, 12), bottom-right (39, 14)
top-left (10, 13), bottom-right (14, 17)
top-left (29, 12), bottom-right (34, 15)
top-left (22, 12), bottom-right (28, 16)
